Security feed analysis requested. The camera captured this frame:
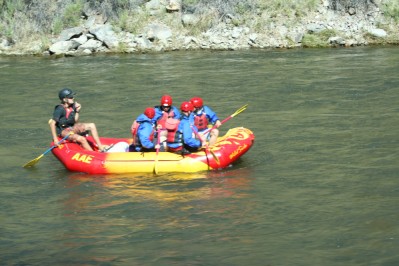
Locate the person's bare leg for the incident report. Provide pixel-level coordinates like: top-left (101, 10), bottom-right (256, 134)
top-left (77, 135), bottom-right (94, 151)
top-left (84, 123), bottom-right (104, 149)
top-left (208, 129), bottom-right (219, 146)
top-left (69, 134), bottom-right (93, 151)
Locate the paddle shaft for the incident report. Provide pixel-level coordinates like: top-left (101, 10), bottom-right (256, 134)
top-left (43, 134), bottom-right (71, 155)
top-left (191, 126), bottom-right (220, 165)
top-left (202, 104), bottom-right (248, 135)
top-left (154, 129), bottom-right (161, 174)
top-left (23, 133), bottom-right (71, 168)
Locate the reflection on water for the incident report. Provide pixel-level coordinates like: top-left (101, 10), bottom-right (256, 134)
top-left (50, 168), bottom-right (255, 265)
top-left (1, 47), bottom-right (399, 265)
top-left (64, 167), bottom-right (253, 207)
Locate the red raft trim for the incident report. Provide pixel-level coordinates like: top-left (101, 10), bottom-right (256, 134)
top-left (51, 127), bottom-right (254, 174)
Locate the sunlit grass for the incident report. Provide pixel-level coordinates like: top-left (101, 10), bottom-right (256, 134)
top-left (302, 29), bottom-right (338, 48)
top-left (0, 0), bottom-right (398, 51)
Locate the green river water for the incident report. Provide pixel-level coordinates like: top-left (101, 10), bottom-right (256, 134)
top-left (1, 47), bottom-right (398, 265)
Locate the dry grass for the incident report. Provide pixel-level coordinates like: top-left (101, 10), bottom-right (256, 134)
top-left (0, 0), bottom-right (398, 48)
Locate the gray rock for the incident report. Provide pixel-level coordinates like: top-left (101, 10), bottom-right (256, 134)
top-left (145, 0), bottom-right (164, 15)
top-left (26, 41), bottom-right (43, 54)
top-left (307, 23), bottom-right (326, 34)
top-left (85, 16), bottom-right (96, 29)
top-left (89, 24), bottom-right (119, 48)
top-left (329, 36), bottom-right (345, 45)
top-left (0, 38), bottom-right (11, 50)
top-left (82, 49), bottom-right (92, 55)
top-left (135, 36), bottom-right (153, 50)
top-left (348, 7), bottom-right (356, 15)
top-left (49, 40), bottom-right (80, 54)
top-left (249, 33), bottom-right (258, 43)
top-left (182, 14), bottom-right (199, 26)
top-left (78, 39), bottom-right (103, 51)
top-left (368, 28), bottom-right (387, 37)
top-left (146, 23), bottom-right (172, 42)
top-left (72, 34), bottom-right (88, 45)
top-left (231, 27), bottom-right (242, 39)
top-left (57, 27), bottom-right (84, 42)
top-left (288, 32), bottom-right (303, 43)
top-left (85, 14), bottom-right (107, 28)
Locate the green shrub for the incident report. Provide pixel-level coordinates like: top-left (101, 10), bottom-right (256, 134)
top-left (62, 0), bottom-right (83, 28)
top-left (258, 0), bottom-right (319, 17)
top-left (327, 0), bottom-right (377, 12)
top-left (302, 29), bottom-right (337, 47)
top-left (52, 17), bottom-right (64, 35)
top-left (380, 0), bottom-right (399, 22)
top-left (302, 34), bottom-right (326, 47)
top-left (117, 10), bottom-right (151, 34)
top-left (4, 0), bottom-right (24, 14)
top-left (184, 8), bottom-right (219, 35)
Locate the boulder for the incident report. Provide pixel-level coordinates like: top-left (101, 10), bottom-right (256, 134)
top-left (288, 32), bottom-right (304, 43)
top-left (329, 36), bottom-right (345, 45)
top-left (57, 27), bottom-right (84, 42)
top-left (72, 34), bottom-right (88, 45)
top-left (145, 0), bottom-right (164, 15)
top-left (368, 28), bottom-right (387, 38)
top-left (182, 14), bottom-right (199, 26)
top-left (146, 23), bottom-right (172, 42)
top-left (85, 14), bottom-right (107, 29)
top-left (0, 38), bottom-right (11, 50)
top-left (78, 39), bottom-right (103, 51)
top-left (307, 23), bottom-right (326, 34)
top-left (135, 36), bottom-right (153, 50)
top-left (49, 40), bottom-right (80, 54)
top-left (89, 24), bottom-right (119, 48)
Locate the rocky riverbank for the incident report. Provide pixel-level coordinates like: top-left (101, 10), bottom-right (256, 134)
top-left (0, 0), bottom-right (398, 56)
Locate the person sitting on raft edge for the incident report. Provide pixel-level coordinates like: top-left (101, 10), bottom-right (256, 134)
top-left (49, 88), bottom-right (109, 152)
top-left (190, 97), bottom-right (221, 146)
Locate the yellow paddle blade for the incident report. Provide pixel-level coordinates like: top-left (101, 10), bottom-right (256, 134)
top-left (23, 132), bottom-right (73, 169)
top-left (231, 104), bottom-right (248, 117)
top-left (23, 154), bottom-right (44, 168)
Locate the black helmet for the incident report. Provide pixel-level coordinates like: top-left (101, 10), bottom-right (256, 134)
top-left (58, 88), bottom-right (75, 100)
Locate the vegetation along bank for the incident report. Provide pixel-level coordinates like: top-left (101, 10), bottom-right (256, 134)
top-left (0, 0), bottom-right (398, 56)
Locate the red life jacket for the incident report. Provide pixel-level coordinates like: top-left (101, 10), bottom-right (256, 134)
top-left (165, 118), bottom-right (180, 142)
top-left (194, 113), bottom-right (208, 131)
top-left (157, 109), bottom-right (175, 128)
top-left (55, 104), bottom-right (77, 129)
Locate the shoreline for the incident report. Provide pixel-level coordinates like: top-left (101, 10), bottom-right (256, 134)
top-left (1, 1), bottom-right (398, 57)
top-left (1, 43), bottom-right (399, 58)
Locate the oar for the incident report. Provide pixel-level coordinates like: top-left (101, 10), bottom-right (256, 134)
top-left (23, 133), bottom-right (72, 168)
top-left (191, 126), bottom-right (220, 165)
top-left (153, 129), bottom-right (161, 174)
top-left (203, 104), bottom-right (248, 135)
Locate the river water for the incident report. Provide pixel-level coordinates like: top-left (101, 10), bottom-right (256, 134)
top-left (1, 47), bottom-right (398, 265)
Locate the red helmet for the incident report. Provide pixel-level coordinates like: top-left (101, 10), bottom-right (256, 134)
top-left (190, 97), bottom-right (203, 108)
top-left (161, 95), bottom-right (173, 106)
top-left (180, 101), bottom-right (194, 112)
top-left (144, 107), bottom-right (155, 119)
